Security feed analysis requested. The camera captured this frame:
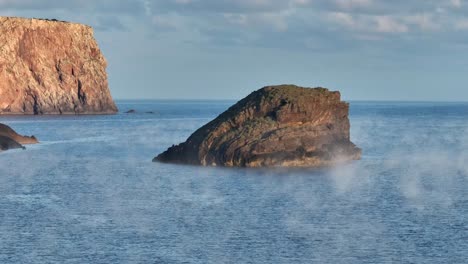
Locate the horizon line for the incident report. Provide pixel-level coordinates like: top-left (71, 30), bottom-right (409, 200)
top-left (113, 98), bottom-right (468, 103)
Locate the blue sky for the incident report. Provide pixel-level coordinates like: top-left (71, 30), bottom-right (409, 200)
top-left (2, 0), bottom-right (468, 101)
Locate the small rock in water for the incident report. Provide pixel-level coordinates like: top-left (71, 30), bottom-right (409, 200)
top-left (0, 123), bottom-right (38, 145)
top-left (0, 123), bottom-right (38, 152)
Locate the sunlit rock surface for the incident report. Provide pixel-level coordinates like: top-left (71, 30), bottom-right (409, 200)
top-left (155, 85), bottom-right (361, 167)
top-left (0, 17), bottom-right (117, 114)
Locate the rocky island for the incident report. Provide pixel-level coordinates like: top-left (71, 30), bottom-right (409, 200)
top-left (0, 17), bottom-right (117, 114)
top-left (0, 123), bottom-right (38, 151)
top-left (154, 85), bottom-right (361, 167)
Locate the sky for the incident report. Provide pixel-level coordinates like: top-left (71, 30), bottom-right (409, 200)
top-left (1, 0), bottom-right (468, 101)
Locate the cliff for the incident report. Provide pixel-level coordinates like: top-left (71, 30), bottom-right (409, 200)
top-left (154, 85), bottom-right (361, 167)
top-left (0, 17), bottom-right (117, 114)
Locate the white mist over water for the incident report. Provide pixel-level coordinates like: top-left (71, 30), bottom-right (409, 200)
top-left (0, 100), bottom-right (467, 263)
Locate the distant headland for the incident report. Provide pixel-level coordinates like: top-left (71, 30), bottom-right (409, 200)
top-left (0, 16), bottom-right (117, 115)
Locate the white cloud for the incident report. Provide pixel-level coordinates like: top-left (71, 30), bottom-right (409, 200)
top-left (374, 16), bottom-right (408, 33)
top-left (328, 12), bottom-right (357, 28)
top-left (450, 0), bottom-right (462, 8)
top-left (223, 9), bottom-right (293, 32)
top-left (223, 13), bottom-right (248, 25)
top-left (328, 12), bottom-right (409, 34)
top-left (404, 13), bottom-right (440, 31)
top-left (333, 0), bottom-right (373, 9)
top-left (258, 11), bottom-right (290, 31)
top-left (144, 0), bottom-right (152, 16)
top-left (174, 0), bottom-right (192, 4)
top-left (2, 0), bottom-right (468, 49)
top-left (455, 19), bottom-right (468, 30)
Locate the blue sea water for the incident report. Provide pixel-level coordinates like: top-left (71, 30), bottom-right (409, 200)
top-left (0, 100), bottom-right (467, 263)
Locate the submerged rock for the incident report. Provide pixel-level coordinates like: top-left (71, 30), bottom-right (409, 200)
top-left (154, 85), bottom-right (361, 167)
top-left (0, 17), bottom-right (117, 115)
top-left (0, 123), bottom-right (38, 145)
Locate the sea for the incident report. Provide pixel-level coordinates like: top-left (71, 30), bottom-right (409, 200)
top-left (0, 100), bottom-right (467, 263)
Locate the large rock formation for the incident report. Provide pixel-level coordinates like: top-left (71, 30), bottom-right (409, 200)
top-left (0, 17), bottom-right (117, 114)
top-left (0, 123), bottom-right (38, 152)
top-left (154, 85), bottom-right (361, 167)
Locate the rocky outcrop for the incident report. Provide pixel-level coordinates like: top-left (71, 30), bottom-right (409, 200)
top-left (0, 136), bottom-right (25, 151)
top-left (0, 123), bottom-right (37, 152)
top-left (0, 123), bottom-right (38, 144)
top-left (154, 85), bottom-right (361, 167)
top-left (0, 17), bottom-right (117, 115)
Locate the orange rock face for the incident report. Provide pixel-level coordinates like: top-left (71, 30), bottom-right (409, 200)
top-left (0, 17), bottom-right (117, 114)
top-left (155, 85), bottom-right (362, 167)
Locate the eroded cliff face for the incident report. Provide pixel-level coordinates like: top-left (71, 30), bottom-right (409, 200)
top-left (155, 85), bottom-right (361, 167)
top-left (0, 17), bottom-right (117, 114)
